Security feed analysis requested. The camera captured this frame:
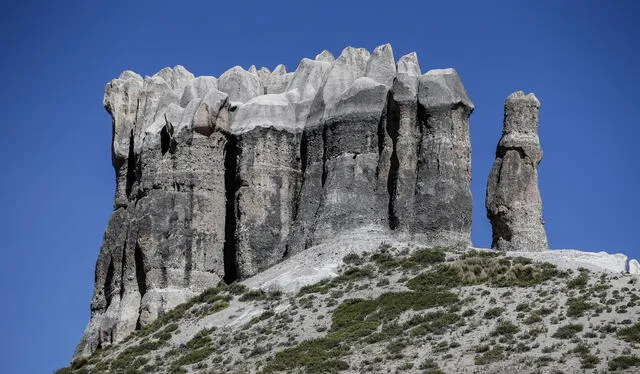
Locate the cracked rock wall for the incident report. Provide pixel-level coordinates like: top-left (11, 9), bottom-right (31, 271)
top-left (76, 44), bottom-right (479, 357)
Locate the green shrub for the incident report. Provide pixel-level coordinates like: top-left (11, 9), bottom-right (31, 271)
top-left (342, 253), bottom-right (363, 265)
top-left (475, 346), bottom-right (505, 365)
top-left (250, 310), bottom-right (275, 325)
top-left (240, 289), bottom-right (265, 301)
top-left (492, 322), bottom-right (519, 336)
top-left (552, 324), bottom-right (583, 339)
top-left (516, 303), bottom-right (530, 312)
top-left (406, 255), bottom-right (562, 291)
top-left (580, 354), bottom-right (600, 369)
top-left (227, 282), bottom-right (248, 295)
top-left (404, 247), bottom-right (447, 266)
top-left (186, 330), bottom-right (212, 350)
top-left (567, 269), bottom-right (589, 289)
top-left (617, 323), bottom-right (640, 343)
top-left (609, 355), bottom-right (640, 371)
top-left (111, 340), bottom-right (164, 369)
top-left (264, 289), bottom-right (457, 373)
top-left (484, 307), bottom-right (505, 319)
top-left (172, 346), bottom-right (215, 367)
top-left (407, 312), bottom-right (461, 336)
top-left (566, 298), bottom-right (593, 318)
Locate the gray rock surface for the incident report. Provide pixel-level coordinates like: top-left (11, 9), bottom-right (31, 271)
top-left (76, 67), bottom-right (231, 357)
top-left (486, 91), bottom-right (548, 251)
top-left (414, 68), bottom-right (474, 247)
top-left (388, 53), bottom-right (420, 231)
top-left (218, 66), bottom-right (262, 103)
top-left (78, 45), bottom-right (482, 358)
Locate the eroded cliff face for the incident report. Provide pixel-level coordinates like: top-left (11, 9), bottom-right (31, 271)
top-left (76, 44), bottom-right (476, 357)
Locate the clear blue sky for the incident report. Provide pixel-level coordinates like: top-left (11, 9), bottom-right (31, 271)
top-left (0, 1), bottom-right (638, 372)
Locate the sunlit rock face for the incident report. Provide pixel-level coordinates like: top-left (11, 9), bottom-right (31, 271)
top-left (76, 44), bottom-right (481, 357)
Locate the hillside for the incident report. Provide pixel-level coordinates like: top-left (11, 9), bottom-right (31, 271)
top-left (58, 243), bottom-right (640, 373)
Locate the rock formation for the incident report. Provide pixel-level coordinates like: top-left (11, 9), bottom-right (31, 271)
top-left (76, 44), bottom-right (478, 357)
top-left (486, 91), bottom-right (548, 251)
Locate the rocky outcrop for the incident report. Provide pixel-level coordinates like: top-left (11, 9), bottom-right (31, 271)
top-left (76, 44), bottom-right (477, 357)
top-left (486, 91), bottom-right (548, 251)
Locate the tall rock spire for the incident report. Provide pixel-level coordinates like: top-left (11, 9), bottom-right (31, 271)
top-left (486, 91), bottom-right (548, 251)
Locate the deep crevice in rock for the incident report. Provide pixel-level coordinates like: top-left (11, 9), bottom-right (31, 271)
top-left (414, 102), bottom-right (427, 198)
top-left (134, 241), bottom-right (146, 296)
top-left (160, 125), bottom-right (171, 155)
top-left (104, 257), bottom-right (115, 309)
top-left (321, 125), bottom-right (328, 188)
top-left (125, 130), bottom-right (136, 197)
top-left (183, 188), bottom-right (194, 286)
top-left (119, 234), bottom-right (128, 301)
top-left (291, 131), bottom-right (308, 222)
top-left (489, 211), bottom-right (513, 248)
top-left (386, 94), bottom-right (400, 230)
top-left (223, 135), bottom-right (239, 284)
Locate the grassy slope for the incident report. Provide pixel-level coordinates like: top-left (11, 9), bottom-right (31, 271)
top-left (58, 245), bottom-right (640, 374)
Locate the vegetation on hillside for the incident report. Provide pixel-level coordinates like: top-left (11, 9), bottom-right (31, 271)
top-left (56, 245), bottom-right (640, 374)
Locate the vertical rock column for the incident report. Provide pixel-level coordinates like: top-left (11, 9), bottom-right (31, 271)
top-left (387, 53), bottom-right (421, 230)
top-left (486, 91), bottom-right (548, 251)
top-left (134, 81), bottom-right (230, 326)
top-left (76, 68), bottom-right (231, 357)
top-left (314, 78), bottom-right (390, 239)
top-left (415, 69), bottom-right (474, 248)
top-left (78, 72), bottom-right (144, 357)
top-left (232, 127), bottom-right (302, 278)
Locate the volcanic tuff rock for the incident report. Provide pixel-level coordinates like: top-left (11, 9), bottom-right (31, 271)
top-left (79, 43), bottom-right (565, 358)
top-left (486, 91), bottom-right (548, 251)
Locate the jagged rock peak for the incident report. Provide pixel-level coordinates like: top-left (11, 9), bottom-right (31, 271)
top-left (272, 64), bottom-right (286, 75)
top-left (397, 52), bottom-right (421, 76)
top-left (486, 90), bottom-right (548, 252)
top-left (153, 65), bottom-right (195, 93)
top-left (218, 65), bottom-right (262, 103)
top-left (315, 49), bottom-right (334, 62)
top-left (365, 43), bottom-right (396, 87)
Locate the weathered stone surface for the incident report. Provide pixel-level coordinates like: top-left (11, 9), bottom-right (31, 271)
top-left (312, 77), bottom-right (390, 242)
top-left (365, 43), bottom-right (396, 88)
top-left (78, 44), bottom-right (484, 358)
top-left (414, 68), bottom-right (474, 247)
top-left (486, 91), bottom-right (548, 251)
top-left (315, 50), bottom-right (334, 62)
top-left (76, 66), bottom-right (231, 357)
top-left (265, 64), bottom-right (293, 94)
top-left (388, 52), bottom-right (421, 231)
top-left (218, 66), bottom-right (262, 103)
top-left (506, 249), bottom-right (630, 273)
top-left (233, 128), bottom-right (302, 277)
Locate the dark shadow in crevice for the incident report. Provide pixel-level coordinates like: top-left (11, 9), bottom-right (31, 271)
top-left (125, 130), bottom-right (136, 197)
top-left (223, 135), bottom-right (239, 284)
top-left (321, 124), bottom-right (328, 188)
top-left (386, 93), bottom-right (400, 230)
top-left (103, 258), bottom-right (115, 310)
